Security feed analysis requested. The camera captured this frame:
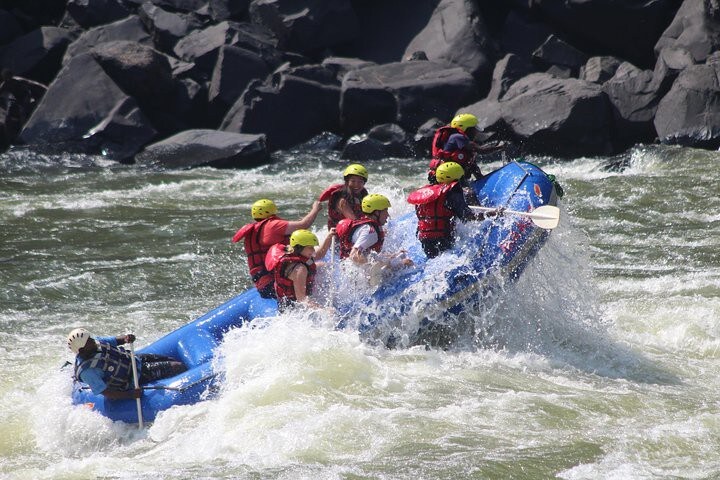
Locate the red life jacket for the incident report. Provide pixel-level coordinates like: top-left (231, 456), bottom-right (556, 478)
top-left (320, 184), bottom-right (368, 228)
top-left (428, 126), bottom-right (474, 179)
top-left (266, 247), bottom-right (317, 304)
top-left (407, 182), bottom-right (457, 240)
top-left (231, 216), bottom-right (286, 291)
top-left (336, 217), bottom-right (385, 259)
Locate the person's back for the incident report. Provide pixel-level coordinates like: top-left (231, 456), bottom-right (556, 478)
top-left (232, 199), bottom-right (321, 298)
top-left (409, 162), bottom-right (491, 258)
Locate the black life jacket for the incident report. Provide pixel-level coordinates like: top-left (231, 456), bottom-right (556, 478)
top-left (75, 342), bottom-right (135, 391)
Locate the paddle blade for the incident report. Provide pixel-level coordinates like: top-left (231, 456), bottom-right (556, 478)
top-left (526, 205), bottom-right (560, 229)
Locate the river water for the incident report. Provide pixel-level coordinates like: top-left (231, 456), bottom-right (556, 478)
top-left (1, 144), bottom-right (718, 479)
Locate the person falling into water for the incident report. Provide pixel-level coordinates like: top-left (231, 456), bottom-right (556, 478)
top-left (67, 328), bottom-right (186, 400)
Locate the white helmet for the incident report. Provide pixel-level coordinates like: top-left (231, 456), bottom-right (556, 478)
top-left (67, 328), bottom-right (91, 354)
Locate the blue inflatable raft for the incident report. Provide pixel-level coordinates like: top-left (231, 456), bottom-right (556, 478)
top-left (71, 160), bottom-right (560, 423)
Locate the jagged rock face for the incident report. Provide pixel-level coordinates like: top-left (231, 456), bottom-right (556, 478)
top-left (1, 1), bottom-right (719, 165)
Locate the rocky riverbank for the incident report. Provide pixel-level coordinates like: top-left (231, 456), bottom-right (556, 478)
top-left (0, 0), bottom-right (718, 168)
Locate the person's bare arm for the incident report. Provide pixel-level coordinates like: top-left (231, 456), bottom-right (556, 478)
top-left (285, 201), bottom-right (322, 233)
top-left (289, 263), bottom-right (309, 302)
top-left (349, 247), bottom-right (368, 265)
top-left (314, 229), bottom-right (335, 260)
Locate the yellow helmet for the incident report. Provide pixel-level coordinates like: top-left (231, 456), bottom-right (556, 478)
top-left (361, 193), bottom-right (391, 214)
top-left (251, 199), bottom-right (278, 220)
top-left (450, 113), bottom-right (478, 132)
top-left (343, 163), bottom-right (368, 180)
top-left (436, 161), bottom-right (465, 184)
top-left (289, 229), bottom-right (319, 248)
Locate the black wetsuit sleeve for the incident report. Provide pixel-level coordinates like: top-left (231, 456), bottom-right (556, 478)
top-left (445, 186), bottom-right (474, 222)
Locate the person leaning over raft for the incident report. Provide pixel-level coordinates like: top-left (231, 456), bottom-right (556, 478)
top-left (232, 198), bottom-right (322, 299)
top-left (318, 163), bottom-right (369, 229)
top-left (336, 193), bottom-right (414, 269)
top-left (428, 113), bottom-right (506, 184)
top-left (68, 328), bottom-right (186, 400)
top-left (408, 162), bottom-right (501, 258)
top-left (265, 229), bottom-right (335, 311)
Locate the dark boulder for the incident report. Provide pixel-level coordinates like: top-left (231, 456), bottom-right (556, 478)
top-left (403, 0), bottom-right (496, 88)
top-left (0, 72), bottom-right (47, 148)
top-left (124, 0), bottom-right (208, 13)
top-left (89, 41), bottom-right (176, 109)
top-left (655, 0), bottom-right (720, 64)
top-left (135, 129), bottom-right (268, 168)
top-left (334, 0), bottom-right (439, 64)
top-left (487, 53), bottom-right (535, 101)
top-left (173, 21), bottom-right (283, 81)
top-left (2, 0), bottom-right (66, 29)
top-left (474, 72), bottom-right (614, 157)
top-left (602, 62), bottom-right (662, 147)
top-left (653, 47), bottom-right (696, 91)
top-left (340, 60), bottom-right (479, 135)
top-left (0, 9), bottom-right (23, 46)
top-left (532, 34), bottom-right (588, 77)
top-left (88, 41), bottom-right (180, 134)
top-left (518, 0), bottom-right (680, 68)
top-left (580, 56), bottom-right (623, 84)
top-left (221, 64), bottom-right (341, 151)
top-left (500, 10), bottom-right (555, 59)
top-left (341, 123), bottom-right (414, 161)
top-left (208, 45), bottom-right (272, 122)
top-left (208, 0), bottom-right (251, 21)
top-left (66, 0), bottom-right (131, 29)
top-left (63, 16), bottom-right (153, 64)
top-left (139, 2), bottom-right (204, 53)
top-left (0, 27), bottom-right (75, 84)
top-left (320, 56), bottom-right (375, 82)
top-left (413, 117), bottom-right (444, 158)
top-left (654, 62), bottom-right (720, 148)
top-left (248, 0), bottom-right (358, 56)
top-left (19, 52), bottom-right (156, 160)
top-left (81, 97), bottom-right (158, 162)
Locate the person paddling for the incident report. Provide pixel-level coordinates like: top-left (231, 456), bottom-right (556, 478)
top-left (232, 198), bottom-right (322, 298)
top-left (265, 229), bottom-right (335, 311)
top-left (428, 113), bottom-right (506, 184)
top-left (408, 162), bottom-right (501, 258)
top-left (68, 328), bottom-right (186, 400)
top-left (318, 164), bottom-right (369, 229)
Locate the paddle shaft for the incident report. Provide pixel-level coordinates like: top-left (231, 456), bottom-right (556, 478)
top-left (129, 341), bottom-right (144, 429)
top-left (470, 205), bottom-right (560, 229)
top-left (328, 235), bottom-right (336, 307)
